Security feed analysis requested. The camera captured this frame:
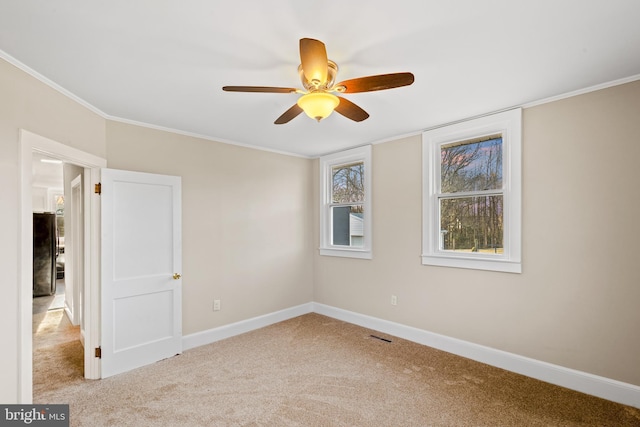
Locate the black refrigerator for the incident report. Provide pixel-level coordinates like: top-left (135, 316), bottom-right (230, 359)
top-left (33, 212), bottom-right (57, 297)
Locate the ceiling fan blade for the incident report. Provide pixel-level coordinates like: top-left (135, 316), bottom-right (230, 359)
top-left (335, 72), bottom-right (415, 93)
top-left (334, 96), bottom-right (369, 122)
top-left (274, 104), bottom-right (304, 124)
top-left (223, 86), bottom-right (297, 93)
top-left (299, 38), bottom-right (328, 85)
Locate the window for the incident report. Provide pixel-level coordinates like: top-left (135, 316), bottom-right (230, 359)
top-left (422, 109), bottom-right (521, 273)
top-left (320, 145), bottom-right (372, 259)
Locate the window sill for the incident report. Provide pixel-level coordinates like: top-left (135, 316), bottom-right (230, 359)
top-left (421, 254), bottom-right (521, 273)
top-left (320, 248), bottom-right (372, 259)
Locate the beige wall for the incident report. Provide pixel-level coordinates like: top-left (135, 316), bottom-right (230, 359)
top-left (0, 58), bottom-right (106, 402)
top-left (105, 121), bottom-right (314, 334)
top-left (313, 80), bottom-right (640, 387)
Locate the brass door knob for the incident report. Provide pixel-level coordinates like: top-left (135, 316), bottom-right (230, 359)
top-left (173, 273), bottom-right (182, 280)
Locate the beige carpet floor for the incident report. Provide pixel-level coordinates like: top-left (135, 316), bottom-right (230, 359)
top-left (33, 308), bottom-right (84, 398)
top-left (33, 312), bottom-right (640, 426)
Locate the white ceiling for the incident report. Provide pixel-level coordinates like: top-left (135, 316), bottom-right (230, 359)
top-left (32, 152), bottom-right (63, 189)
top-left (2, 1), bottom-right (640, 158)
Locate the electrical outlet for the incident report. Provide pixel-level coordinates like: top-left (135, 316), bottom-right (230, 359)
top-left (213, 299), bottom-right (221, 311)
top-left (391, 295), bottom-right (397, 306)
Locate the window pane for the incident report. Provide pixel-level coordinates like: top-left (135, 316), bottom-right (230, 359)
top-left (441, 137), bottom-right (502, 193)
top-left (332, 205), bottom-right (364, 247)
top-left (332, 162), bottom-right (364, 203)
top-left (439, 196), bottom-right (503, 254)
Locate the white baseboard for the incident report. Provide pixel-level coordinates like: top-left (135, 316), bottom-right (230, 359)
top-left (312, 302), bottom-right (640, 409)
top-left (182, 301), bottom-right (640, 409)
top-left (182, 303), bottom-right (313, 351)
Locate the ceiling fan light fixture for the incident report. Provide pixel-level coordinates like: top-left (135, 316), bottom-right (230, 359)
top-left (296, 92), bottom-right (340, 122)
top-left (223, 38), bottom-right (414, 124)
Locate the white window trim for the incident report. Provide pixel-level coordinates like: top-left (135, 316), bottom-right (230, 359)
top-left (319, 145), bottom-right (372, 259)
top-left (422, 109), bottom-right (522, 273)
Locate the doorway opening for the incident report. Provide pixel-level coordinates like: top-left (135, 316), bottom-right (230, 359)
top-left (31, 152), bottom-right (84, 395)
top-left (20, 130), bottom-right (106, 403)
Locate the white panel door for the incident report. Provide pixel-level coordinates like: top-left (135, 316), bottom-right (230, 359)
top-left (101, 168), bottom-right (182, 378)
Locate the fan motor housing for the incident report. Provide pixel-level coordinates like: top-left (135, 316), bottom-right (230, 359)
top-left (298, 60), bottom-right (338, 91)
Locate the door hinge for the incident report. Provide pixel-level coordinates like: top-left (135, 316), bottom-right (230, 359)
top-left (95, 346), bottom-right (102, 358)
top-left (94, 182), bottom-right (102, 195)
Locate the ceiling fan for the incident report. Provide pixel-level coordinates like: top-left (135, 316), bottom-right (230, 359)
top-left (222, 38), bottom-right (415, 124)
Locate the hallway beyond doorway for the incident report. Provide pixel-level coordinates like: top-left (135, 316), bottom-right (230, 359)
top-left (33, 279), bottom-right (65, 315)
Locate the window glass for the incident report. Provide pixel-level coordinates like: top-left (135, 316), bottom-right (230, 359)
top-left (332, 162), bottom-right (364, 203)
top-left (441, 136), bottom-right (502, 193)
top-left (331, 205), bottom-right (364, 248)
top-left (439, 196), bottom-right (503, 253)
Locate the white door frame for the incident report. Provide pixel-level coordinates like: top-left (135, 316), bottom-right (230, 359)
top-left (19, 130), bottom-right (106, 403)
top-left (69, 174), bottom-right (83, 331)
